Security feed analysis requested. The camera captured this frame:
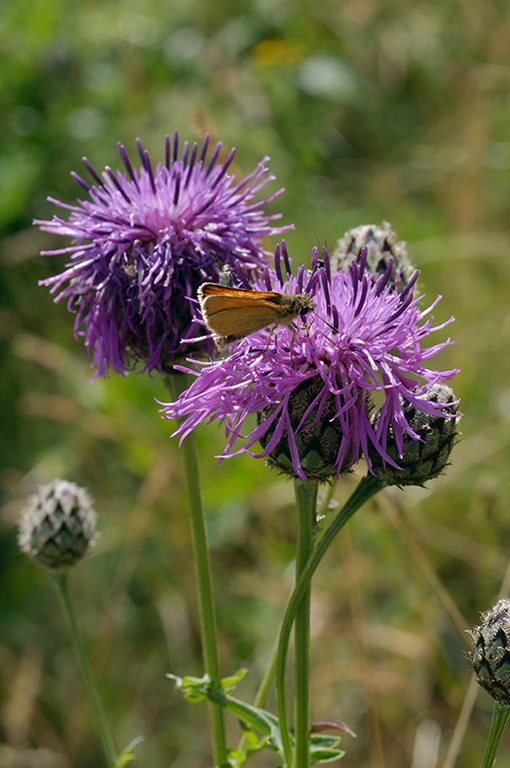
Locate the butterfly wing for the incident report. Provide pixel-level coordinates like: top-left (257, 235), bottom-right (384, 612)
top-left (198, 283), bottom-right (285, 304)
top-left (197, 283), bottom-right (309, 346)
top-left (200, 297), bottom-right (285, 336)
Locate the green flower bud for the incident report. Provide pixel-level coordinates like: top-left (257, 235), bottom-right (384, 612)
top-left (257, 375), bottom-right (354, 481)
top-left (369, 384), bottom-right (460, 487)
top-left (470, 600), bottom-right (510, 707)
top-left (331, 222), bottom-right (415, 291)
top-left (18, 480), bottom-right (97, 569)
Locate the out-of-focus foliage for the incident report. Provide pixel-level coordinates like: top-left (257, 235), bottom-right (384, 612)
top-left (2, 0), bottom-right (510, 765)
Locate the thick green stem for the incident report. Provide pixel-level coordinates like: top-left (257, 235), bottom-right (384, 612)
top-left (54, 572), bottom-right (117, 767)
top-left (481, 704), bottom-right (510, 768)
top-left (164, 373), bottom-right (227, 767)
top-left (276, 474), bottom-right (385, 767)
top-left (293, 479), bottom-right (318, 768)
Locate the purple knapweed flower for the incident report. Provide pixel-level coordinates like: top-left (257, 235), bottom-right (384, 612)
top-left (36, 132), bottom-right (292, 377)
top-left (160, 244), bottom-right (459, 481)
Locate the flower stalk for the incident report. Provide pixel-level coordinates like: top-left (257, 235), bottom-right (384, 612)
top-left (293, 478), bottom-right (318, 768)
top-left (54, 571), bottom-right (118, 767)
top-left (235, 633), bottom-right (280, 762)
top-left (276, 474), bottom-right (385, 766)
top-left (164, 372), bottom-right (227, 767)
top-left (481, 704), bottom-right (510, 768)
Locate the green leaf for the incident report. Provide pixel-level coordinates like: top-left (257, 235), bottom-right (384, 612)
top-left (310, 748), bottom-right (346, 764)
top-left (168, 672), bottom-right (285, 761)
top-left (220, 668), bottom-right (248, 692)
top-left (310, 734), bottom-right (343, 748)
top-left (167, 672), bottom-right (351, 765)
top-left (309, 733), bottom-right (345, 764)
top-left (113, 736), bottom-right (144, 767)
top-left (229, 728), bottom-right (268, 760)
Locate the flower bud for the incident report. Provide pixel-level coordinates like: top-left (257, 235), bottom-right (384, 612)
top-left (368, 384), bottom-right (460, 487)
top-left (18, 480), bottom-right (97, 569)
top-left (469, 600), bottom-right (510, 707)
top-left (257, 376), bottom-right (354, 481)
top-left (331, 222), bottom-right (414, 291)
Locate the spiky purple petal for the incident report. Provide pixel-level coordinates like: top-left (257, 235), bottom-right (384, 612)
top-left (36, 132), bottom-right (292, 377)
top-left (160, 245), bottom-right (459, 480)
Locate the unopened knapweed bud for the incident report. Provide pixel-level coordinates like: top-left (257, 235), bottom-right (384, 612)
top-left (257, 376), bottom-right (354, 481)
top-left (18, 480), bottom-right (97, 569)
top-left (469, 600), bottom-right (510, 706)
top-left (369, 384), bottom-right (460, 487)
top-left (331, 222), bottom-right (414, 291)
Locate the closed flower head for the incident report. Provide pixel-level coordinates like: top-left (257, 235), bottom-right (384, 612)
top-left (470, 600), bottom-right (510, 707)
top-left (18, 480), bottom-right (97, 570)
top-left (36, 133), bottom-right (291, 377)
top-left (161, 244), bottom-right (458, 481)
top-left (369, 383), bottom-right (460, 487)
top-left (331, 222), bottom-right (415, 292)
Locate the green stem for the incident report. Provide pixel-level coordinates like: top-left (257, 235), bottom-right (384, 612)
top-left (276, 474), bottom-right (384, 767)
top-left (235, 482), bottom-right (324, 767)
top-left (164, 373), bottom-right (227, 767)
top-left (54, 572), bottom-right (117, 767)
top-left (293, 479), bottom-right (318, 768)
top-left (236, 485), bottom-right (337, 765)
top-left (235, 632), bottom-right (280, 763)
top-left (481, 704), bottom-right (510, 768)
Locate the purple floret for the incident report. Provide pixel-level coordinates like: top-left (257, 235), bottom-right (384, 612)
top-left (36, 132), bottom-right (292, 377)
top-left (161, 244), bottom-right (458, 480)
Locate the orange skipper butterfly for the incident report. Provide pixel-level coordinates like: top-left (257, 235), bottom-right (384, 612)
top-left (198, 282), bottom-right (315, 350)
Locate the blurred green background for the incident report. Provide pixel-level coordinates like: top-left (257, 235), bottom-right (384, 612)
top-left (2, 0), bottom-right (510, 766)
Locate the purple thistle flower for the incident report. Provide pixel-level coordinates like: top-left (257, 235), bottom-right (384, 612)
top-left (36, 132), bottom-right (292, 377)
top-left (160, 244), bottom-right (459, 481)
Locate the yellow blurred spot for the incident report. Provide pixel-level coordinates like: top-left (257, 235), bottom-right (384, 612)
top-left (252, 38), bottom-right (306, 67)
